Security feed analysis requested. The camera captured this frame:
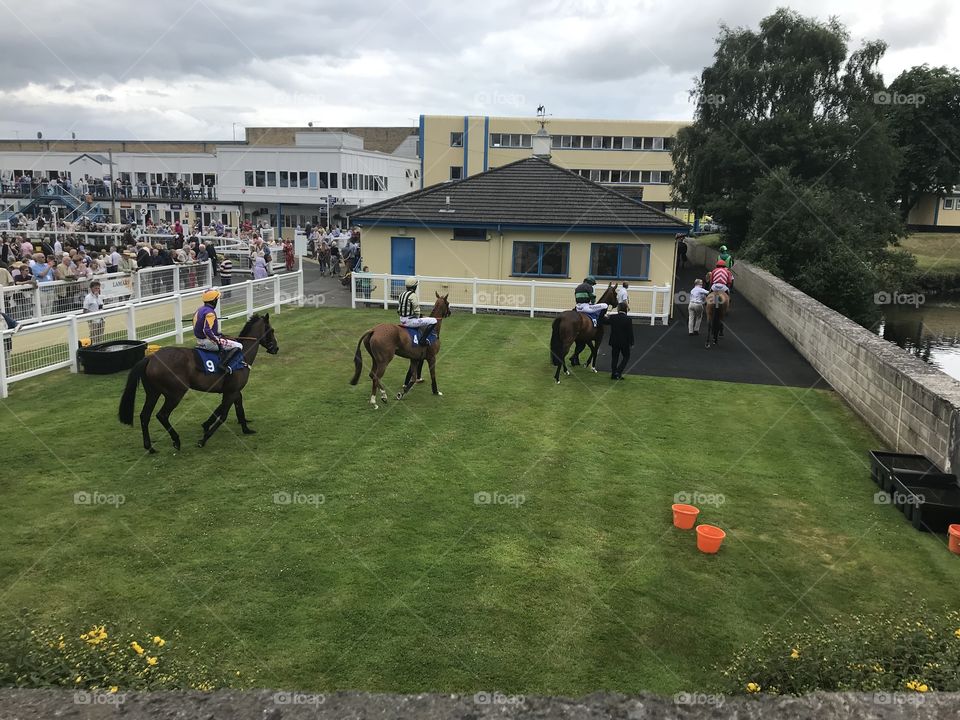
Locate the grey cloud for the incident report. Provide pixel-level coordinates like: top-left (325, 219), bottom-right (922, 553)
top-left (95, 94), bottom-right (114, 103)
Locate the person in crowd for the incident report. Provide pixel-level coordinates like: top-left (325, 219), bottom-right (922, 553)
top-left (74, 258), bottom-right (93, 280)
top-left (83, 280), bottom-right (105, 345)
top-left (119, 250), bottom-right (137, 272)
top-left (616, 281), bottom-right (629, 307)
top-left (357, 266), bottom-right (375, 299)
top-left (219, 256), bottom-right (233, 285)
top-left (106, 246), bottom-right (121, 273)
top-left (55, 254), bottom-right (75, 280)
top-left (283, 236), bottom-right (295, 272)
top-left (136, 245), bottom-right (152, 269)
top-left (11, 261), bottom-right (33, 284)
top-left (253, 253), bottom-right (269, 280)
top-left (20, 237), bottom-right (34, 260)
top-left (601, 302), bottom-right (634, 380)
top-left (677, 233), bottom-right (688, 268)
top-left (687, 278), bottom-right (709, 335)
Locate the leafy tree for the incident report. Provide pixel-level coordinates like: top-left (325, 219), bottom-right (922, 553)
top-left (671, 8), bottom-right (911, 323)
top-left (885, 65), bottom-right (960, 220)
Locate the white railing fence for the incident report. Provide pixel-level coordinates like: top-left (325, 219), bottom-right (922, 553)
top-left (0, 269), bottom-right (304, 398)
top-left (1, 263), bottom-right (213, 325)
top-left (349, 273), bottom-right (672, 324)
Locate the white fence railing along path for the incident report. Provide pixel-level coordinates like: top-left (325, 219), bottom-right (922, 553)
top-left (0, 268), bottom-right (304, 398)
top-left (349, 273), bottom-right (672, 324)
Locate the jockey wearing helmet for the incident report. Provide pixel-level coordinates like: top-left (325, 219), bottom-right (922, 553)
top-left (718, 244), bottom-right (734, 268)
top-left (397, 277), bottom-right (438, 345)
top-left (706, 259), bottom-right (733, 295)
top-left (193, 289), bottom-right (244, 373)
top-left (574, 276), bottom-right (609, 320)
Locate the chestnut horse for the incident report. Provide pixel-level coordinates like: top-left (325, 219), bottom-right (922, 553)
top-left (118, 313), bottom-right (279, 451)
top-left (350, 293), bottom-right (451, 409)
top-left (549, 283), bottom-right (619, 383)
top-left (704, 291), bottom-right (728, 348)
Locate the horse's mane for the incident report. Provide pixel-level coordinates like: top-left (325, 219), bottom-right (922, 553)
top-left (239, 314), bottom-right (265, 335)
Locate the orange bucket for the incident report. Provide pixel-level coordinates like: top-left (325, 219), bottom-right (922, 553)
top-left (949, 525), bottom-right (960, 555)
top-left (672, 504), bottom-right (700, 530)
top-left (696, 524), bottom-right (726, 554)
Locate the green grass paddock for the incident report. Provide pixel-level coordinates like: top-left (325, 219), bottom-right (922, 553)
top-left (0, 307), bottom-right (956, 694)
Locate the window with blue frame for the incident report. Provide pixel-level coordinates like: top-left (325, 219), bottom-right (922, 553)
top-left (590, 243), bottom-right (650, 279)
top-left (512, 241), bottom-right (569, 277)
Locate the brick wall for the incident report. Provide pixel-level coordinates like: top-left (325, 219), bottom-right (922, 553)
top-left (687, 240), bottom-right (960, 472)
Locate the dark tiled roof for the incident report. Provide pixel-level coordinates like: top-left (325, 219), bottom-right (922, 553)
top-left (354, 157), bottom-right (689, 231)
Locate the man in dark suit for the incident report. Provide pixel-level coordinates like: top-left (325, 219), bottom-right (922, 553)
top-left (602, 302), bottom-right (634, 380)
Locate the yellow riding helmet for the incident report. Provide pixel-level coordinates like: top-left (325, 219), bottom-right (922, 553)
top-left (202, 289), bottom-right (221, 303)
top-left (404, 277), bottom-right (418, 288)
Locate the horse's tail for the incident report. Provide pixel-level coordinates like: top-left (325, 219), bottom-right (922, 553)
top-left (118, 356), bottom-right (149, 425)
top-left (350, 330), bottom-right (374, 385)
top-left (550, 317), bottom-right (564, 366)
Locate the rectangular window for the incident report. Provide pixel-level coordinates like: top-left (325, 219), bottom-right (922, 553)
top-left (266, 171), bottom-right (276, 187)
top-left (289, 171), bottom-right (298, 188)
top-left (661, 171), bottom-right (672, 184)
top-left (641, 170), bottom-right (652, 183)
top-left (279, 171), bottom-right (289, 188)
top-left (244, 171), bottom-right (254, 187)
top-left (450, 166), bottom-right (463, 180)
top-left (612, 136), bottom-right (623, 150)
top-left (308, 172), bottom-right (317, 189)
top-left (590, 243), bottom-right (650, 280)
top-left (450, 131), bottom-right (463, 147)
top-left (652, 137), bottom-right (664, 150)
top-left (592, 136), bottom-right (603, 149)
top-left (299, 171), bottom-right (308, 188)
top-left (317, 172), bottom-right (327, 189)
top-left (255, 171), bottom-right (265, 187)
top-left (944, 198), bottom-right (955, 210)
top-left (453, 227), bottom-right (487, 241)
top-left (488, 133), bottom-right (532, 148)
top-left (342, 173), bottom-right (347, 189)
top-left (330, 173), bottom-right (338, 189)
top-left (191, 173), bottom-right (203, 185)
top-left (511, 241), bottom-right (569, 277)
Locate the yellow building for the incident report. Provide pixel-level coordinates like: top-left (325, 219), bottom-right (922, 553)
top-left (906, 190), bottom-right (960, 230)
top-left (418, 114), bottom-right (689, 210)
top-left (353, 156), bottom-right (689, 317)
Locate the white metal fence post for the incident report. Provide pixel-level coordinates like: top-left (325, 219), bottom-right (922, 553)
top-left (173, 265), bottom-right (180, 293)
top-left (350, 272), bottom-right (357, 309)
top-left (126, 304), bottom-right (137, 339)
top-left (67, 315), bottom-right (79, 372)
top-left (133, 271), bottom-right (141, 300)
top-left (472, 278), bottom-right (478, 314)
top-left (245, 280), bottom-right (254, 316)
top-left (174, 294), bottom-right (184, 343)
top-left (0, 326), bottom-right (8, 398)
top-left (273, 274), bottom-right (281, 313)
top-left (529, 281), bottom-right (536, 318)
top-left (297, 259), bottom-right (304, 307)
top-left (32, 288), bottom-right (42, 321)
top-left (382, 274), bottom-right (389, 309)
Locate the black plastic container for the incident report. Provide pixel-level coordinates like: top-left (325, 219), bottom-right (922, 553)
top-left (896, 483), bottom-right (960, 533)
top-left (868, 451), bottom-right (954, 492)
top-left (77, 340), bottom-right (147, 374)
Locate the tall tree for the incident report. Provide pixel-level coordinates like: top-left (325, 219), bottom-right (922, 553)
top-left (886, 66), bottom-right (960, 220)
top-left (671, 9), bottom-right (912, 323)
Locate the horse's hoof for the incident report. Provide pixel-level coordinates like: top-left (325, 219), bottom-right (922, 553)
top-left (172, 441), bottom-right (180, 451)
top-left (591, 367), bottom-right (598, 373)
top-left (147, 446), bottom-right (157, 454)
top-left (372, 404), bottom-right (379, 410)
top-left (196, 441), bottom-right (205, 448)
top-left (435, 391), bottom-right (443, 396)
top-left (242, 428), bottom-right (257, 435)
top-left (396, 392), bottom-right (403, 400)
top-left (415, 378), bottom-right (424, 384)
top-left (564, 370), bottom-right (571, 376)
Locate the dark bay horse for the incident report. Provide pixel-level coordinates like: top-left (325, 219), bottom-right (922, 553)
top-left (704, 291), bottom-right (728, 348)
top-left (118, 314), bottom-right (279, 451)
top-left (549, 283), bottom-right (619, 383)
top-left (350, 293), bottom-right (451, 409)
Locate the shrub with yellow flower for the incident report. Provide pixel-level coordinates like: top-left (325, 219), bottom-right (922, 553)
top-left (746, 682), bottom-right (761, 693)
top-left (130, 641), bottom-right (144, 656)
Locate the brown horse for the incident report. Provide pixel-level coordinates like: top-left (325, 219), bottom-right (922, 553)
top-left (549, 283), bottom-right (620, 383)
top-left (704, 291), bottom-right (729, 348)
top-left (118, 313), bottom-right (279, 451)
top-left (350, 293), bottom-right (451, 409)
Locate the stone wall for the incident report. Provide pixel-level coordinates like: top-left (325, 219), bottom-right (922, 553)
top-left (687, 240), bottom-right (960, 473)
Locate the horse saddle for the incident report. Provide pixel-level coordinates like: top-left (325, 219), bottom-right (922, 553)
top-left (577, 310), bottom-right (602, 328)
top-left (404, 327), bottom-right (436, 346)
top-left (195, 348), bottom-right (246, 375)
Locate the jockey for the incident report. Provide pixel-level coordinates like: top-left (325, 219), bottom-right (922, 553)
top-left (397, 277), bottom-right (438, 346)
top-left (706, 259), bottom-right (733, 296)
top-left (574, 275), bottom-right (609, 323)
top-left (193, 289), bottom-right (244, 374)
top-left (718, 245), bottom-right (734, 268)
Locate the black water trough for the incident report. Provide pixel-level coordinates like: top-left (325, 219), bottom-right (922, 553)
top-left (77, 340), bottom-right (147, 374)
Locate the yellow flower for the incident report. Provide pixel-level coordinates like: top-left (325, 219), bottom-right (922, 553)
top-left (790, 648), bottom-right (800, 659)
top-left (152, 636), bottom-right (165, 647)
top-left (57, 640), bottom-right (65, 650)
top-left (74, 676), bottom-right (83, 684)
top-left (918, 684), bottom-right (929, 693)
top-left (873, 664), bottom-right (884, 673)
top-left (906, 680), bottom-right (918, 691)
top-left (146, 656), bottom-right (158, 666)
top-left (746, 682), bottom-right (761, 693)
top-left (130, 642), bottom-right (144, 656)
top-left (954, 628), bottom-right (960, 639)
top-left (109, 686), bottom-right (118, 694)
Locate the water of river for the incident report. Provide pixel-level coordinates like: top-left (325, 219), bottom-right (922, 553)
top-left (878, 303), bottom-right (960, 382)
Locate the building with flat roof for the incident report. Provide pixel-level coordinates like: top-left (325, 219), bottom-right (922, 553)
top-left (418, 114), bottom-right (689, 211)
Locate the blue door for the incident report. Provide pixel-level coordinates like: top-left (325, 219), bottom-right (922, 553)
top-left (390, 236), bottom-right (415, 299)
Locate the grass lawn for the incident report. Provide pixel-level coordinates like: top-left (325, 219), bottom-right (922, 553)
top-left (901, 233), bottom-right (960, 275)
top-left (0, 307), bottom-right (956, 695)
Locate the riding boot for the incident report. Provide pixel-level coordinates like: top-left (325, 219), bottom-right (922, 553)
top-left (219, 348), bottom-right (239, 374)
top-left (418, 326), bottom-right (434, 347)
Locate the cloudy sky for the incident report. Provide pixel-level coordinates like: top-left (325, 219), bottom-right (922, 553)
top-left (0, 0), bottom-right (955, 141)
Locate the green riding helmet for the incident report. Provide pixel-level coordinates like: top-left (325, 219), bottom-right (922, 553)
top-left (719, 245), bottom-right (728, 253)
top-left (584, 276), bottom-right (597, 285)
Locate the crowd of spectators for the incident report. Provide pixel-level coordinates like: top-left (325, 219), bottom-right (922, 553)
top-left (307, 225), bottom-right (361, 277)
top-left (1, 173), bottom-right (216, 200)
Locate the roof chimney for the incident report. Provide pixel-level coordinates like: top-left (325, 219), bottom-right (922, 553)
top-left (532, 105), bottom-right (551, 160)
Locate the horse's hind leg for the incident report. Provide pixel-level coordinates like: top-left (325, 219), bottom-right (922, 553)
top-left (369, 360), bottom-right (388, 408)
top-left (570, 341), bottom-right (584, 366)
top-left (398, 361), bottom-right (417, 400)
top-left (156, 390), bottom-right (186, 450)
top-left (587, 340), bottom-right (599, 372)
top-left (140, 387), bottom-right (161, 453)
